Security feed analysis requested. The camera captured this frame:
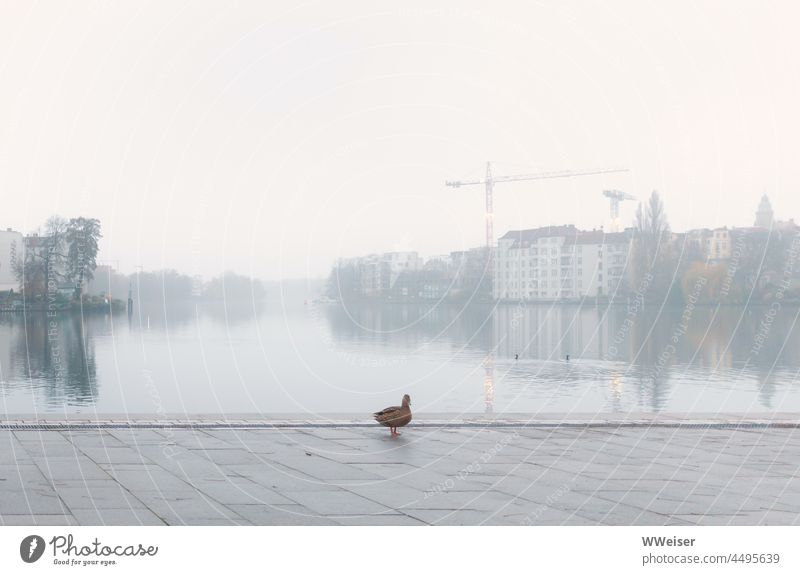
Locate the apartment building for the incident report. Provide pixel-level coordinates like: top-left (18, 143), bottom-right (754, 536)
top-left (683, 228), bottom-right (732, 263)
top-left (0, 228), bottom-right (23, 292)
top-left (493, 225), bottom-right (632, 302)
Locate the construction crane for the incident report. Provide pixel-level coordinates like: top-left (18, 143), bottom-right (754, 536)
top-left (603, 189), bottom-right (637, 232)
top-left (446, 162), bottom-right (628, 258)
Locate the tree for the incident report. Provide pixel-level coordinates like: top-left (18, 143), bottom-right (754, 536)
top-left (635, 190), bottom-right (670, 266)
top-left (326, 261), bottom-right (359, 300)
top-left (66, 217), bottom-right (102, 299)
top-left (43, 216), bottom-right (70, 296)
top-left (680, 261), bottom-right (727, 304)
top-left (132, 269), bottom-right (194, 304)
top-left (632, 191), bottom-right (677, 302)
top-left (14, 247), bottom-right (45, 298)
top-left (14, 216), bottom-right (69, 300)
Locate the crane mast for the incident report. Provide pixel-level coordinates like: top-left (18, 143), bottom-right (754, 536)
top-left (446, 161), bottom-right (628, 262)
top-left (484, 162), bottom-right (493, 254)
top-left (603, 189), bottom-right (637, 232)
top-left (446, 161), bottom-right (627, 413)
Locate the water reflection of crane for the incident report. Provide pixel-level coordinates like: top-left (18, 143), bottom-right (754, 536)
top-left (447, 164), bottom-right (627, 412)
top-left (609, 373), bottom-right (623, 411)
top-left (483, 352), bottom-right (495, 413)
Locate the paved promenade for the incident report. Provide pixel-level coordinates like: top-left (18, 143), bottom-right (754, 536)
top-left (1, 417), bottom-right (799, 525)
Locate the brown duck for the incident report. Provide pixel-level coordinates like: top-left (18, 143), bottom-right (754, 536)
top-left (374, 394), bottom-right (412, 436)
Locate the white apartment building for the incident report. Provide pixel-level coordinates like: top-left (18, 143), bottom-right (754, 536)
top-left (335, 251), bottom-right (422, 297)
top-left (0, 228), bottom-right (23, 292)
top-left (494, 225), bottom-right (631, 301)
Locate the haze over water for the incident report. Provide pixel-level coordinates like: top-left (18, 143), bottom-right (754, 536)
top-left (1, 300), bottom-right (797, 415)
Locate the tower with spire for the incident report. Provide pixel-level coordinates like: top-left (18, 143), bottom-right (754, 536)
top-left (754, 194), bottom-right (774, 228)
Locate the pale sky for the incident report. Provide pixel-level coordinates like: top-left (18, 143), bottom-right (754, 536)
top-left (1, 1), bottom-right (798, 279)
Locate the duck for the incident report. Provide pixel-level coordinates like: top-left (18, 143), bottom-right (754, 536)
top-left (373, 394), bottom-right (412, 436)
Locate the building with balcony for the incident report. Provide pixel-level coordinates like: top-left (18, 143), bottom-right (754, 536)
top-left (493, 225), bottom-right (632, 302)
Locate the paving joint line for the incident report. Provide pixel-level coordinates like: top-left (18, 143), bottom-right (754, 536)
top-left (0, 421), bottom-right (799, 430)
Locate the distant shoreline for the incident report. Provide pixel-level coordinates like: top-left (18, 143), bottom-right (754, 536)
top-left (0, 300), bottom-right (125, 313)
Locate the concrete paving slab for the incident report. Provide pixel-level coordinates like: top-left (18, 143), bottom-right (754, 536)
top-left (0, 422), bottom-right (799, 525)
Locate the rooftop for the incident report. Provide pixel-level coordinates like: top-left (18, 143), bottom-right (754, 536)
top-left (499, 225), bottom-right (630, 247)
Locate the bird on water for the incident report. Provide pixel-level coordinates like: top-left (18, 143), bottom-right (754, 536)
top-left (374, 394), bottom-right (412, 436)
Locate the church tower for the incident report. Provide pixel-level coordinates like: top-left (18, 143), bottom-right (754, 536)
top-left (754, 194), bottom-right (774, 228)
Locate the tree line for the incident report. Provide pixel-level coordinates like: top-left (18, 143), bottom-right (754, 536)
top-left (88, 268), bottom-right (309, 305)
top-left (10, 216), bottom-right (292, 306)
top-left (631, 191), bottom-right (800, 304)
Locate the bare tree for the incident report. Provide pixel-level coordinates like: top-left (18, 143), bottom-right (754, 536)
top-left (635, 190), bottom-right (670, 267)
top-left (14, 216), bottom-right (69, 300)
top-left (633, 190), bottom-right (675, 301)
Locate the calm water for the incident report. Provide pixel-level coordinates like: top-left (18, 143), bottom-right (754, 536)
top-left (0, 300), bottom-right (798, 415)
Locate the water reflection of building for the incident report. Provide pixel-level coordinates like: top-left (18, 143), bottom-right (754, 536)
top-left (323, 301), bottom-right (796, 411)
top-left (493, 304), bottom-right (618, 362)
top-left (6, 314), bottom-right (99, 406)
top-left (326, 302), bottom-right (494, 351)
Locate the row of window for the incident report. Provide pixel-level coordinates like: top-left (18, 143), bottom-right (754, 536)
top-left (498, 274), bottom-right (625, 292)
top-left (498, 242), bottom-right (629, 256)
top-left (498, 266), bottom-right (624, 281)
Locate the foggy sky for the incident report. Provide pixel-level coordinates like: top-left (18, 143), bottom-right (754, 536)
top-left (1, 0), bottom-right (798, 279)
